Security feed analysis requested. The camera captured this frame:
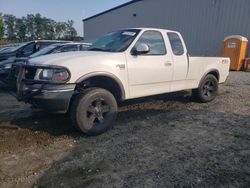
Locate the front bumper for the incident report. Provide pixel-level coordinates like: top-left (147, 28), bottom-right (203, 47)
top-left (23, 84), bottom-right (75, 113)
top-left (9, 63), bottom-right (75, 113)
top-left (0, 58), bottom-right (29, 87)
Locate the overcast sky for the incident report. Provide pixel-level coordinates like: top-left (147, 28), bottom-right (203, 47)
top-left (0, 0), bottom-right (130, 36)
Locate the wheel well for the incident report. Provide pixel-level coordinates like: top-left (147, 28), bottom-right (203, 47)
top-left (207, 70), bottom-right (219, 81)
top-left (75, 76), bottom-right (124, 102)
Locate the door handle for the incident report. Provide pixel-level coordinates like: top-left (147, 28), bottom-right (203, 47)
top-left (164, 61), bottom-right (172, 66)
top-left (116, 64), bottom-right (126, 69)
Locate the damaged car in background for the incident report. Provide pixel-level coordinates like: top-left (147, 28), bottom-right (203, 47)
top-left (0, 42), bottom-right (91, 86)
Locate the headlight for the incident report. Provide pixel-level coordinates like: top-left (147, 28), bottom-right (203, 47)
top-left (38, 68), bottom-right (70, 82)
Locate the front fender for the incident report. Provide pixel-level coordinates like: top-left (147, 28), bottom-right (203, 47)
top-left (75, 71), bottom-right (126, 100)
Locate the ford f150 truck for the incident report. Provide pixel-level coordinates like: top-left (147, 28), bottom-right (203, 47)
top-left (8, 28), bottom-right (230, 135)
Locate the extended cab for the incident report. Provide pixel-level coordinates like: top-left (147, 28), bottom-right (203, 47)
top-left (9, 28), bottom-right (230, 135)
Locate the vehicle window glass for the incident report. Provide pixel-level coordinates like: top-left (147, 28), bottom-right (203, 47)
top-left (38, 42), bottom-right (53, 49)
top-left (59, 45), bottom-right (79, 52)
top-left (29, 45), bottom-right (58, 58)
top-left (3, 42), bottom-right (28, 53)
top-left (134, 31), bottom-right (166, 55)
top-left (88, 29), bottom-right (140, 52)
top-left (167, 32), bottom-right (184, 56)
top-left (80, 44), bottom-right (90, 51)
top-left (22, 43), bottom-right (35, 56)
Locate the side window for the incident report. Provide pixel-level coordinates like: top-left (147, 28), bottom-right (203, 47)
top-left (135, 31), bottom-right (166, 55)
top-left (39, 42), bottom-right (53, 49)
top-left (80, 44), bottom-right (90, 51)
top-left (167, 32), bottom-right (184, 56)
top-left (59, 45), bottom-right (79, 52)
top-left (22, 43), bottom-right (35, 56)
top-left (37, 42), bottom-right (60, 51)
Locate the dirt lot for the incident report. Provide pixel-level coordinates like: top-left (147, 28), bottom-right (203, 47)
top-left (0, 72), bottom-right (250, 188)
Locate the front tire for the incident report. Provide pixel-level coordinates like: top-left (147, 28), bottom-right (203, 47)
top-left (192, 74), bottom-right (218, 103)
top-left (70, 88), bottom-right (118, 136)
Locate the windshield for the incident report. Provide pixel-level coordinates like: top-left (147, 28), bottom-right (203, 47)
top-left (0, 47), bottom-right (12, 52)
top-left (1, 42), bottom-right (29, 53)
top-left (88, 29), bottom-right (140, 52)
top-left (29, 44), bottom-right (59, 58)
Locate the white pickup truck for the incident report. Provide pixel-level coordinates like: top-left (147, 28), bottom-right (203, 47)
top-left (9, 28), bottom-right (230, 135)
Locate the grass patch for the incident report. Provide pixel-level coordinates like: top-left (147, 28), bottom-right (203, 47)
top-left (233, 134), bottom-right (241, 139)
top-left (245, 102), bottom-right (250, 109)
top-left (0, 121), bottom-right (16, 129)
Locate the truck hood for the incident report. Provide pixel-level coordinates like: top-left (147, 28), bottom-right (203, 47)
top-left (27, 51), bottom-right (126, 83)
top-left (28, 51), bottom-right (119, 67)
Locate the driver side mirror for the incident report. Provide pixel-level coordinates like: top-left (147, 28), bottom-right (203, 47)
top-left (131, 43), bottom-right (150, 56)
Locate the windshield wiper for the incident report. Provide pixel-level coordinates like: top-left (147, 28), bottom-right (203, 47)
top-left (88, 48), bottom-right (106, 52)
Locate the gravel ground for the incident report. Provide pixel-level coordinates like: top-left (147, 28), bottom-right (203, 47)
top-left (0, 72), bottom-right (249, 188)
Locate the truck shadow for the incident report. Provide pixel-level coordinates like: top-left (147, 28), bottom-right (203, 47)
top-left (1, 89), bottom-right (250, 187)
top-left (1, 90), bottom-right (192, 138)
top-left (33, 109), bottom-right (250, 188)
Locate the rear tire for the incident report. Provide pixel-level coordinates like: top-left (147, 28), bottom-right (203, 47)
top-left (70, 88), bottom-right (118, 136)
top-left (192, 74), bottom-right (218, 103)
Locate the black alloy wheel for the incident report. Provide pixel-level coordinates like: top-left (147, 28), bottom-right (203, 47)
top-left (71, 88), bottom-right (118, 136)
top-left (192, 74), bottom-right (218, 103)
top-left (86, 98), bottom-right (111, 126)
top-left (202, 79), bottom-right (217, 98)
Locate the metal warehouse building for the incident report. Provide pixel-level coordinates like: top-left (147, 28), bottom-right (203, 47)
top-left (83, 0), bottom-right (250, 56)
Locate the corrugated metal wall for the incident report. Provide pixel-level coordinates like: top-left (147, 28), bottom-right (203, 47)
top-left (84, 0), bottom-right (250, 56)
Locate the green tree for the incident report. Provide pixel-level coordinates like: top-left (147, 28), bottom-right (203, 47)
top-left (0, 13), bottom-right (4, 39)
top-left (15, 17), bottom-right (26, 42)
top-left (2, 13), bottom-right (79, 42)
top-left (55, 22), bottom-right (66, 39)
top-left (34, 13), bottom-right (43, 39)
top-left (43, 18), bottom-right (56, 40)
top-left (26, 14), bottom-right (35, 40)
top-left (64, 20), bottom-right (77, 40)
top-left (4, 14), bottom-right (16, 40)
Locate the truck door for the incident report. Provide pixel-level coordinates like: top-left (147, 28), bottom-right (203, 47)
top-left (167, 32), bottom-right (188, 92)
top-left (126, 30), bottom-right (174, 98)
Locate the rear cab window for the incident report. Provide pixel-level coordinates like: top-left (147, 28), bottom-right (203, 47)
top-left (167, 32), bottom-right (185, 56)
